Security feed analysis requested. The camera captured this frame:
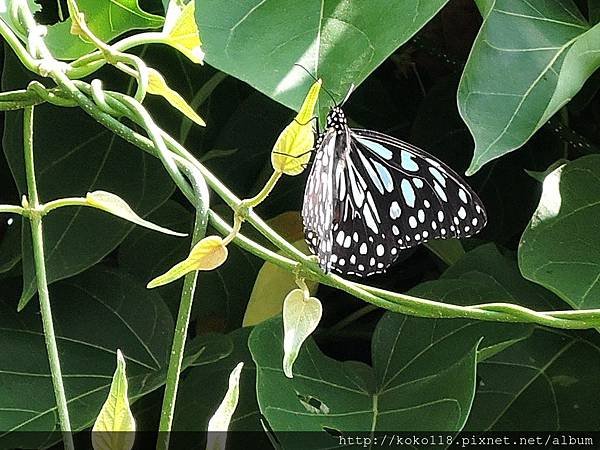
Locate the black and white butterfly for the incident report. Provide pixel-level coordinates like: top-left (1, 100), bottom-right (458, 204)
top-left (302, 103), bottom-right (487, 277)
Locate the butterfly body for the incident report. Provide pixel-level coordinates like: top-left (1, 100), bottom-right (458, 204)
top-left (302, 105), bottom-right (487, 277)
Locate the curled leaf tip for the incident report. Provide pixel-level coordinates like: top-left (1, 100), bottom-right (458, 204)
top-left (271, 80), bottom-right (322, 176)
top-left (147, 235), bottom-right (228, 288)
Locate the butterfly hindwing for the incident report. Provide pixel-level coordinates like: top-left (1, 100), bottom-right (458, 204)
top-left (302, 131), bottom-right (338, 271)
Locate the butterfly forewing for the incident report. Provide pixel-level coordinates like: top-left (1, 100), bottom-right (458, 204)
top-left (352, 129), bottom-right (487, 244)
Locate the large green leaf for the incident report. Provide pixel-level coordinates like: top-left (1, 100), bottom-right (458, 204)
top-left (467, 327), bottom-right (600, 431)
top-left (196, 0), bottom-right (450, 116)
top-left (250, 315), bottom-right (485, 448)
top-left (458, 0), bottom-right (599, 174)
top-left (1, 49), bottom-right (174, 307)
top-left (44, 0), bottom-right (164, 60)
top-left (0, 268), bottom-right (173, 449)
top-left (519, 155), bottom-right (600, 310)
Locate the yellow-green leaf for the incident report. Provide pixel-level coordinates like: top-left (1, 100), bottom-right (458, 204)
top-left (243, 239), bottom-right (317, 326)
top-left (282, 289), bottom-right (322, 378)
top-left (86, 191), bottom-right (187, 236)
top-left (147, 68), bottom-right (206, 127)
top-left (271, 80), bottom-right (321, 176)
top-left (163, 0), bottom-right (204, 64)
top-left (92, 350), bottom-right (135, 450)
top-left (147, 235), bottom-right (228, 288)
top-left (206, 362), bottom-right (244, 450)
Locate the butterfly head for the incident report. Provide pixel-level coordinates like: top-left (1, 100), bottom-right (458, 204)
top-left (325, 106), bottom-right (347, 134)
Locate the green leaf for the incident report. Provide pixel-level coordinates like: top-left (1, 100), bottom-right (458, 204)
top-left (543, 23), bottom-right (600, 117)
top-left (250, 315), bottom-right (480, 448)
top-left (282, 289), bottom-right (322, 378)
top-left (466, 328), bottom-right (600, 431)
top-left (2, 51), bottom-right (173, 308)
top-left (519, 155), bottom-right (600, 309)
top-left (44, 0), bottom-right (164, 60)
top-left (458, 0), bottom-right (597, 174)
top-left (0, 268), bottom-right (173, 449)
top-left (92, 350), bottom-right (136, 450)
top-left (147, 235), bottom-right (228, 289)
top-left (244, 234), bottom-right (317, 327)
top-left (147, 68), bottom-right (206, 127)
top-left (196, 0), bottom-right (450, 117)
top-left (206, 362), bottom-right (244, 450)
top-left (0, 1), bottom-right (38, 37)
top-left (524, 158), bottom-right (569, 182)
top-left (590, 0), bottom-right (600, 23)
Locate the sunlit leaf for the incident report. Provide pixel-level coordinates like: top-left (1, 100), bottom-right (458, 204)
top-left (91, 350), bottom-right (136, 450)
top-left (271, 80), bottom-right (321, 176)
top-left (147, 235), bottom-right (228, 288)
top-left (519, 155), bottom-right (600, 309)
top-left (147, 69), bottom-right (206, 127)
top-left (282, 289), bottom-right (322, 378)
top-left (206, 362), bottom-right (244, 450)
top-left (164, 0), bottom-right (204, 64)
top-left (197, 0), bottom-right (450, 118)
top-left (44, 0), bottom-right (164, 60)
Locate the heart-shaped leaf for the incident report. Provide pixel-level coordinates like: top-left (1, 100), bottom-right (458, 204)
top-left (196, 0), bottom-right (450, 116)
top-left (282, 289), bottom-right (322, 378)
top-left (250, 314), bottom-right (481, 448)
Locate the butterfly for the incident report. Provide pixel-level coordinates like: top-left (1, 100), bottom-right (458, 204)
top-left (302, 102), bottom-right (487, 277)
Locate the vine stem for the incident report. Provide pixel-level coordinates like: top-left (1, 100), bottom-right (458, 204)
top-left (157, 162), bottom-right (210, 450)
top-left (23, 106), bottom-right (74, 450)
top-left (243, 170), bottom-right (282, 208)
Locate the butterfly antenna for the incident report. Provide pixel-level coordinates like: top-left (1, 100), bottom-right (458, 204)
top-left (340, 83), bottom-right (355, 106)
top-left (293, 63), bottom-right (337, 106)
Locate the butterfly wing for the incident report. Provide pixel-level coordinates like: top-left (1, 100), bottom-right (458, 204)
top-left (325, 128), bottom-right (487, 277)
top-left (302, 130), bottom-right (338, 271)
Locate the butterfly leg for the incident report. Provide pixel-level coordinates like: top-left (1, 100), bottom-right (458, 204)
top-left (272, 150), bottom-right (314, 159)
